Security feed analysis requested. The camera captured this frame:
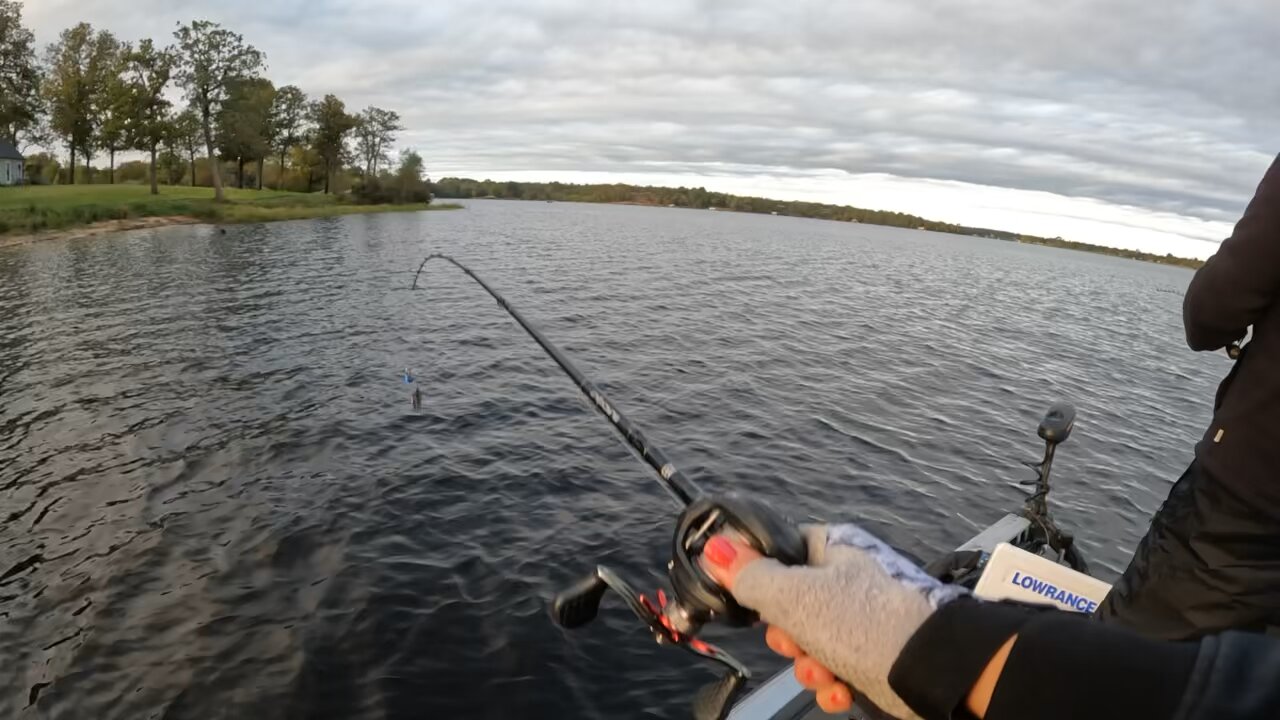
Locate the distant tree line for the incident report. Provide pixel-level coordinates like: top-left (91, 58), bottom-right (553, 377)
top-left (433, 177), bottom-right (979, 232)
top-left (1018, 234), bottom-right (1202, 268)
top-left (434, 178), bottom-right (1204, 268)
top-left (0, 3), bottom-right (430, 203)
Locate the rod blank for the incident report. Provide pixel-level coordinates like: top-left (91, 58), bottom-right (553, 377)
top-left (412, 254), bottom-right (700, 507)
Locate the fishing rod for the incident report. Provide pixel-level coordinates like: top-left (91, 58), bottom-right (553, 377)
top-left (411, 254), bottom-right (807, 720)
top-left (412, 253), bottom-right (697, 506)
top-left (413, 258), bottom-right (1097, 718)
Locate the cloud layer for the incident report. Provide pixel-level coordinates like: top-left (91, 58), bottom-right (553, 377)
top-left (21, 0), bottom-right (1279, 253)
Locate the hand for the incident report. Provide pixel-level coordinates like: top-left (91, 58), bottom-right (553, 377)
top-left (699, 524), bottom-right (970, 720)
top-left (702, 535), bottom-right (855, 714)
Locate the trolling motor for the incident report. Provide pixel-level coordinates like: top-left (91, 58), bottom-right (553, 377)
top-left (553, 495), bottom-right (807, 720)
top-left (924, 402), bottom-right (1088, 586)
top-left (1018, 402), bottom-right (1088, 574)
top-left (1022, 402), bottom-right (1074, 517)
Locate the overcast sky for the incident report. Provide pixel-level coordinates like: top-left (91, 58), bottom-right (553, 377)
top-left (19, 0), bottom-right (1279, 258)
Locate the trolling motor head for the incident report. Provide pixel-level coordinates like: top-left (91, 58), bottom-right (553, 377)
top-left (1037, 402), bottom-right (1075, 446)
top-left (552, 495), bottom-right (807, 720)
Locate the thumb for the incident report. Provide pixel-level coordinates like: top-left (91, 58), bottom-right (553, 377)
top-left (699, 535), bottom-right (765, 592)
top-left (701, 534), bottom-right (827, 622)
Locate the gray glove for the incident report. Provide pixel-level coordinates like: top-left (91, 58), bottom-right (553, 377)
top-left (731, 523), bottom-right (969, 719)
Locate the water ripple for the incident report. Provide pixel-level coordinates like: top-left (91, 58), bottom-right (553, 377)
top-left (0, 202), bottom-right (1223, 718)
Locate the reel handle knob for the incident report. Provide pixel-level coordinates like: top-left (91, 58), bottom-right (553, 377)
top-left (551, 572), bottom-right (609, 629)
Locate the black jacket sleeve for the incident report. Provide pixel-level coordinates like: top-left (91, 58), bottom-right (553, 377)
top-left (889, 598), bottom-right (1280, 720)
top-left (1183, 154), bottom-right (1280, 351)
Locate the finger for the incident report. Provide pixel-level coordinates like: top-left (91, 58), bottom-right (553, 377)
top-left (765, 625), bottom-right (804, 659)
top-left (815, 681), bottom-right (854, 714)
top-left (699, 533), bottom-right (764, 592)
top-left (793, 656), bottom-right (835, 690)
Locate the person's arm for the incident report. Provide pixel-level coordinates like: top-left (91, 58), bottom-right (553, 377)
top-left (1183, 154), bottom-right (1280, 351)
top-left (704, 526), bottom-right (1280, 720)
top-left (891, 598), bottom-right (1197, 720)
top-left (893, 599), bottom-right (1280, 720)
top-left (964, 634), bottom-right (1014, 717)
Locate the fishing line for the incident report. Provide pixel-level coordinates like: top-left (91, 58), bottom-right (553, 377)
top-left (411, 253), bottom-right (699, 507)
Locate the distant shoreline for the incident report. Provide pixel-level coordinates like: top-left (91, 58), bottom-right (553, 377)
top-left (603, 200), bottom-right (1204, 269)
top-left (438, 178), bottom-right (1205, 269)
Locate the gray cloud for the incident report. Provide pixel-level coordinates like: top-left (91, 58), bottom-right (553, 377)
top-left (20, 0), bottom-right (1279, 225)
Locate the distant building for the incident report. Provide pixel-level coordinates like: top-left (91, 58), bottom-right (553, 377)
top-left (0, 140), bottom-right (23, 186)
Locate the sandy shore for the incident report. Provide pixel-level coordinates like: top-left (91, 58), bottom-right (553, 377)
top-left (0, 216), bottom-right (204, 249)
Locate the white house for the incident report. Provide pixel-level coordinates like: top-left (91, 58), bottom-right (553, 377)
top-left (0, 140), bottom-right (24, 186)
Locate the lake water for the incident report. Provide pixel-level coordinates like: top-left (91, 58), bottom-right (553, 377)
top-left (0, 200), bottom-right (1224, 718)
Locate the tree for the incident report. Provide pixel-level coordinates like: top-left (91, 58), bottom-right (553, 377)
top-left (22, 151), bottom-right (59, 185)
top-left (355, 148), bottom-right (431, 205)
top-left (81, 29), bottom-right (123, 183)
top-left (43, 23), bottom-right (96, 184)
top-left (159, 125), bottom-right (186, 186)
top-left (170, 109), bottom-right (201, 186)
top-left (97, 45), bottom-right (131, 184)
top-left (14, 115), bottom-right (52, 157)
top-left (43, 24), bottom-right (121, 184)
top-left (173, 20), bottom-right (265, 201)
top-left (394, 148), bottom-right (429, 201)
top-left (114, 159), bottom-right (149, 183)
top-left (0, 0), bottom-right (42, 148)
top-left (353, 106), bottom-right (402, 178)
top-left (122, 39), bottom-right (176, 195)
top-left (270, 85), bottom-right (306, 190)
top-left (215, 77), bottom-right (274, 189)
top-left (255, 83), bottom-right (279, 190)
top-left (289, 141), bottom-right (324, 193)
top-left (309, 94), bottom-right (355, 194)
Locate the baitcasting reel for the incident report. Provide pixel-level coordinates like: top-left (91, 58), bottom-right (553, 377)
top-left (552, 495), bottom-right (807, 720)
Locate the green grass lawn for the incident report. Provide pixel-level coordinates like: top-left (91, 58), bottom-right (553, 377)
top-left (0, 184), bottom-right (459, 235)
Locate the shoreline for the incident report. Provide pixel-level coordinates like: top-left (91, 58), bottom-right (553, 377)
top-left (0, 201), bottom-right (463, 250)
top-left (0, 215), bottom-right (202, 249)
top-left (439, 178), bottom-right (1205, 269)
